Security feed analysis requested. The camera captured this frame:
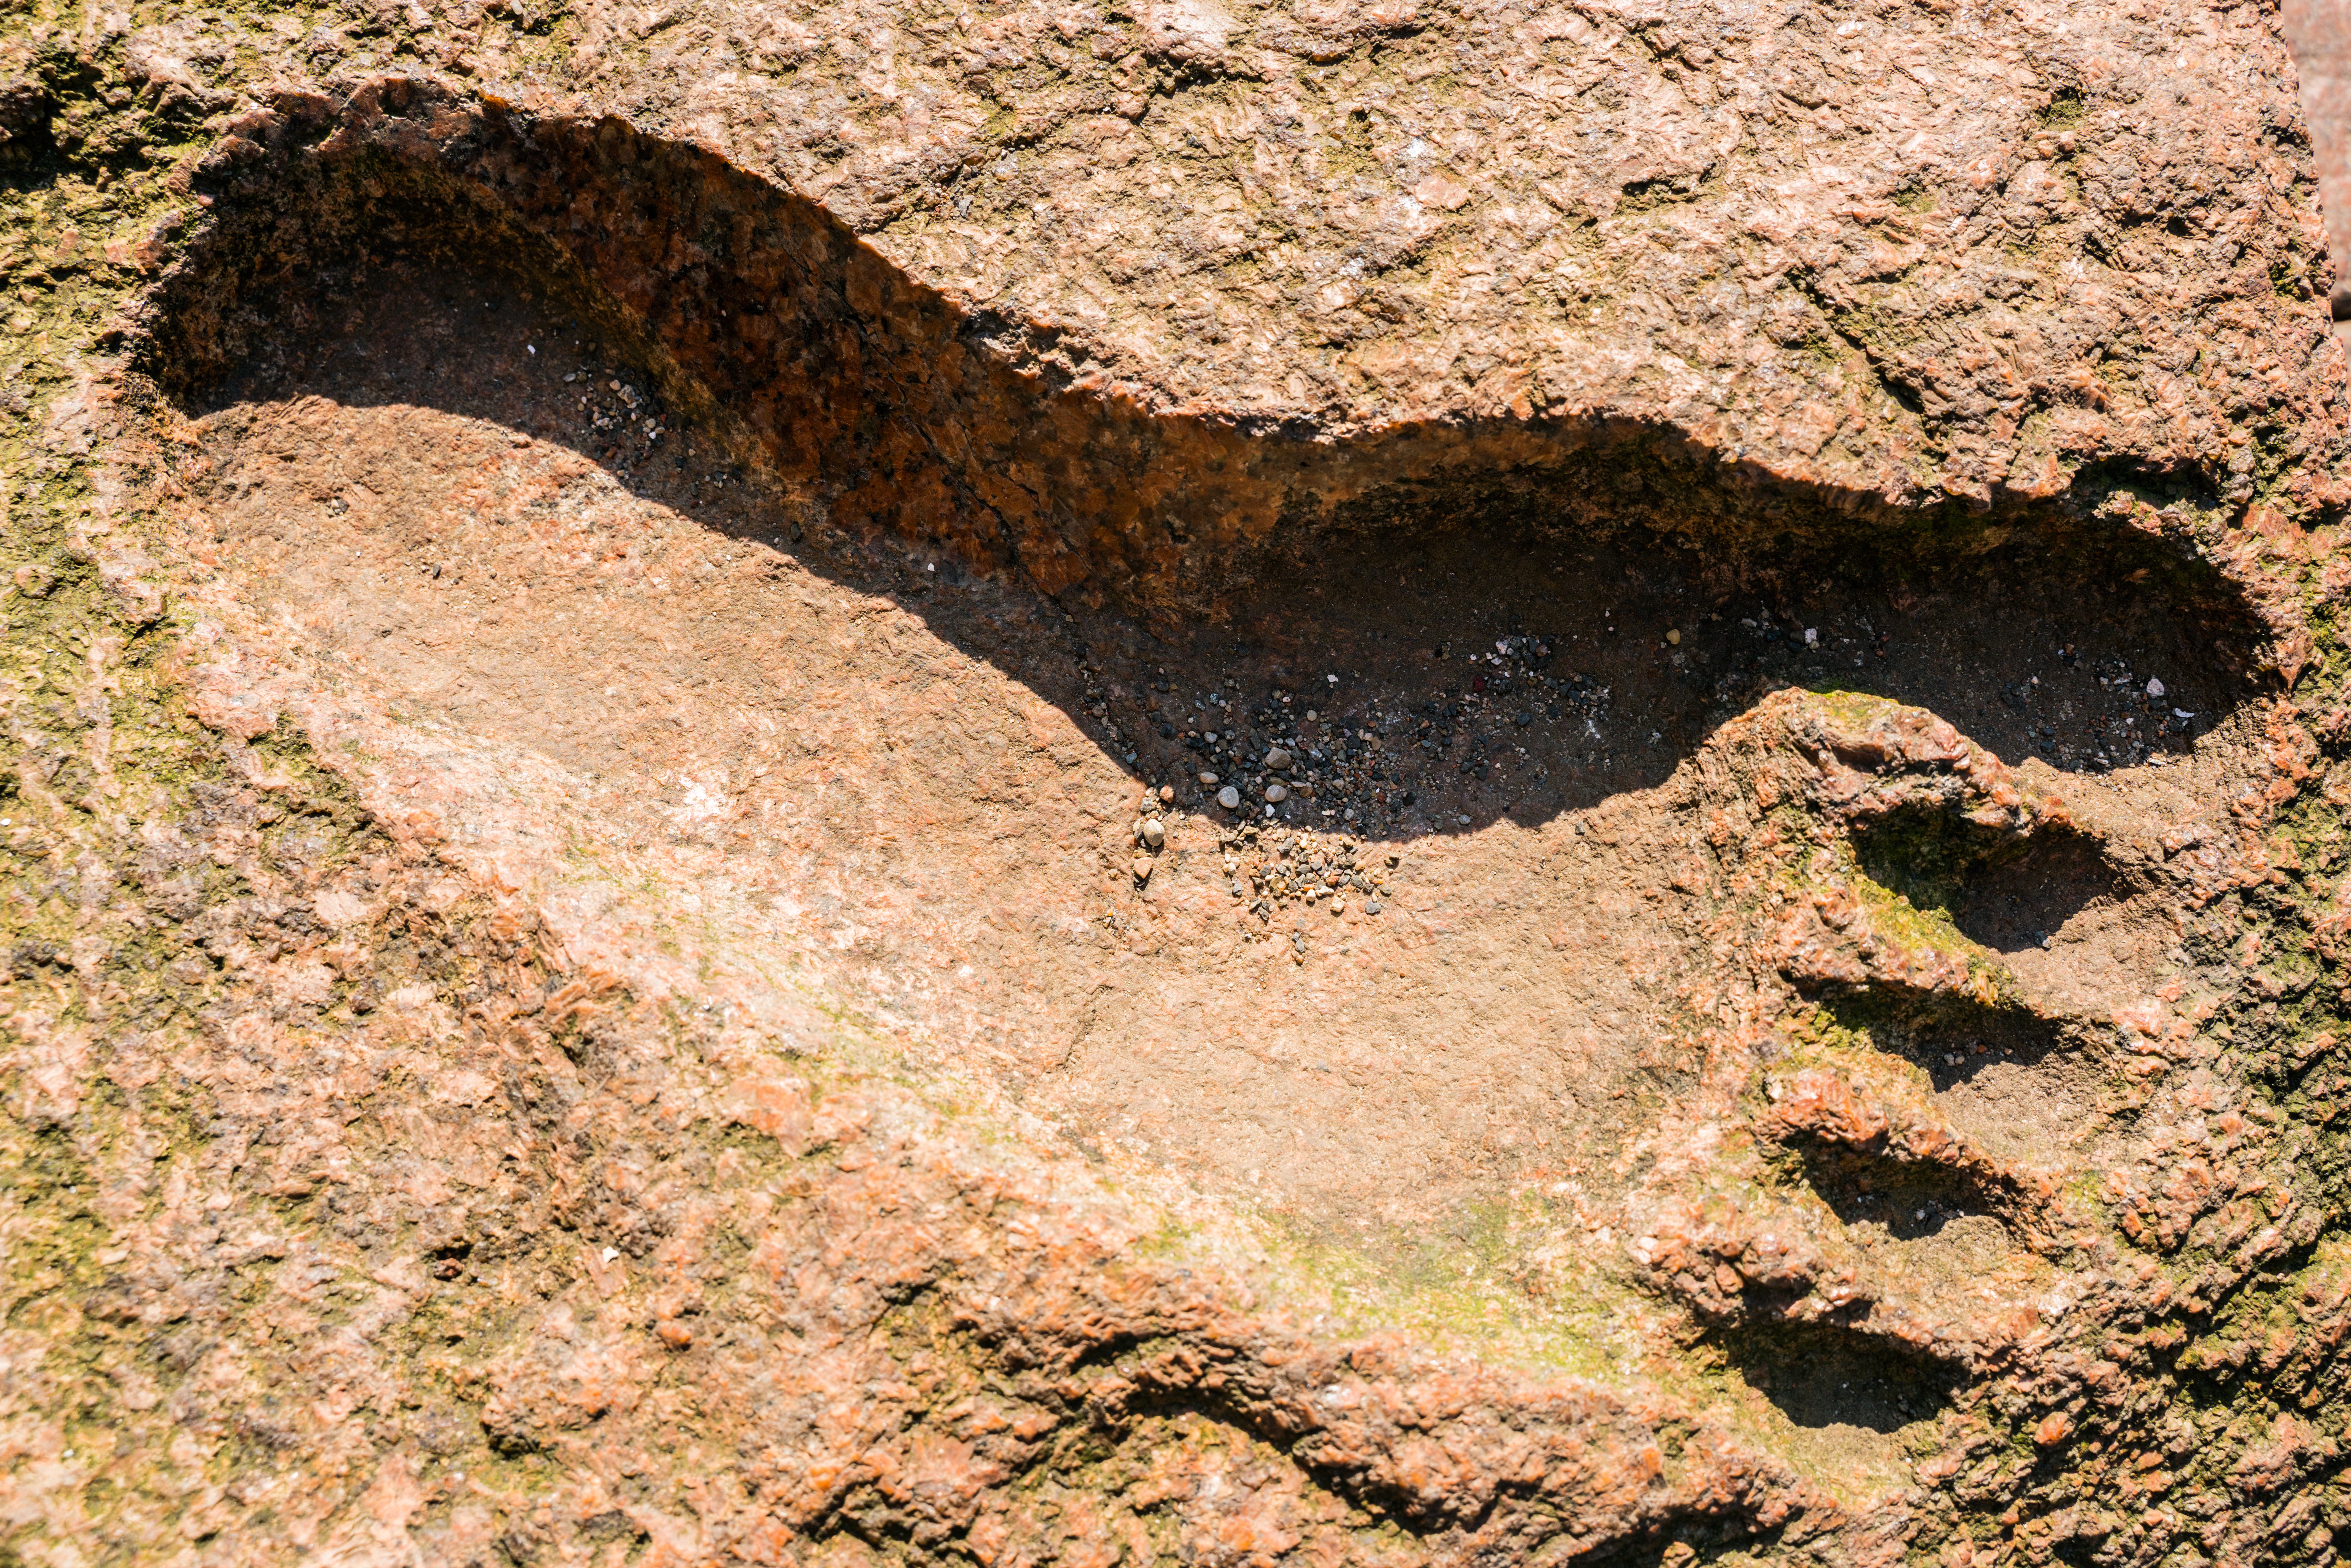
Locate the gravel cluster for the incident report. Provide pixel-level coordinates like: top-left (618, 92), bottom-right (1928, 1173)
top-left (2003, 649), bottom-right (2203, 771)
top-left (1228, 827), bottom-right (1397, 922)
top-left (564, 364), bottom-right (667, 470)
top-left (1096, 635), bottom-right (1631, 920)
top-left (1106, 632), bottom-right (1628, 843)
top-left (1124, 808), bottom-right (1400, 924)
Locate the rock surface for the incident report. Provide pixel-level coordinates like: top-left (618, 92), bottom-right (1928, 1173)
top-left (3, 1), bottom-right (2351, 1567)
top-left (2288, 0), bottom-right (2351, 314)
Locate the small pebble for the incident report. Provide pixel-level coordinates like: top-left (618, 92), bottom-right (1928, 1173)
top-left (1141, 818), bottom-right (1166, 849)
top-left (1665, 628), bottom-right (1681, 645)
top-left (1217, 785), bottom-right (1241, 810)
top-left (1132, 855), bottom-right (1154, 882)
top-left (1159, 785), bottom-right (1175, 804)
top-left (1366, 900), bottom-right (1383, 915)
top-left (2147, 677), bottom-right (2166, 698)
top-left (1265, 747), bottom-right (1294, 771)
top-left (1265, 782), bottom-right (1290, 803)
top-left (1199, 771), bottom-right (1219, 785)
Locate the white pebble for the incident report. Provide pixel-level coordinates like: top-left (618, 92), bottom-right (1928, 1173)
top-left (2147, 677), bottom-right (2165, 698)
top-left (1265, 782), bottom-right (1290, 803)
top-left (1217, 786), bottom-right (1241, 810)
top-left (1141, 818), bottom-right (1165, 849)
top-left (1199, 771), bottom-right (1219, 785)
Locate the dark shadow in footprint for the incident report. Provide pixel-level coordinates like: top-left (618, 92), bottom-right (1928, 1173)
top-left (1779, 1134), bottom-right (2018, 1239)
top-left (1570, 1522), bottom-right (1802, 1568)
top-left (1853, 807), bottom-right (2129, 956)
top-left (137, 80), bottom-right (2270, 847)
top-left (1819, 987), bottom-right (2079, 1094)
top-left (1813, 988), bottom-right (2108, 1172)
top-left (1714, 1320), bottom-right (1962, 1433)
top-left (1952, 832), bottom-right (2131, 954)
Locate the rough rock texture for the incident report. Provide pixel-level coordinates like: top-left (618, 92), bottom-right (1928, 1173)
top-left (2286, 0), bottom-right (2351, 314)
top-left (5, 1), bottom-right (2351, 1566)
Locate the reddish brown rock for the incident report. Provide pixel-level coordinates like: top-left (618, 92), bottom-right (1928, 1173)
top-left (4, 0), bottom-right (2351, 1566)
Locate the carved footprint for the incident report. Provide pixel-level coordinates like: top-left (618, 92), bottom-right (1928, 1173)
top-left (151, 82), bottom-right (2274, 1460)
